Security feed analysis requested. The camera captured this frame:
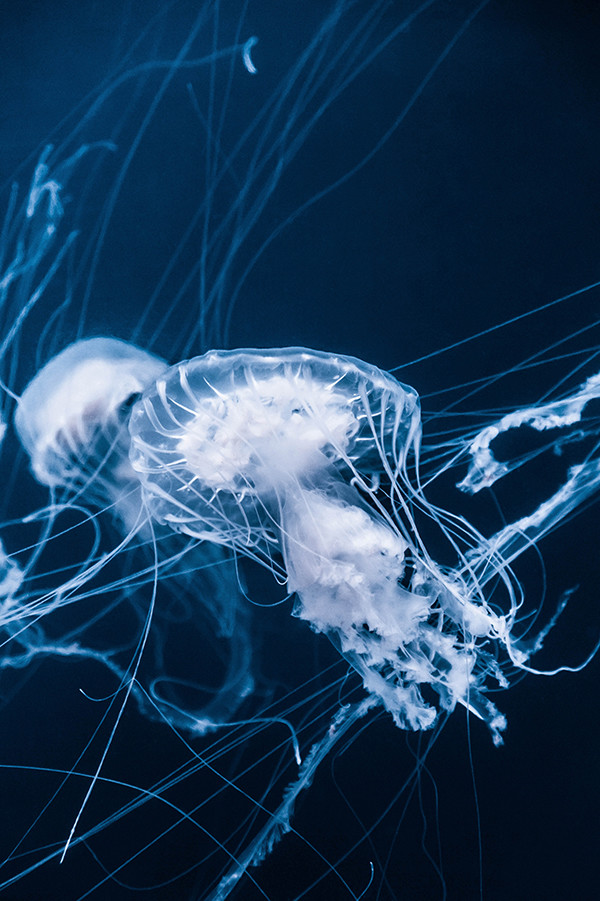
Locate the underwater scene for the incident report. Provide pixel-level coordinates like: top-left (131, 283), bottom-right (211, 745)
top-left (0, 2), bottom-right (598, 899)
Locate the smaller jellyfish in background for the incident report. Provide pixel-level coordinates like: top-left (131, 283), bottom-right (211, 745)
top-left (12, 337), bottom-right (253, 734)
top-left (15, 337), bottom-right (167, 528)
top-left (0, 538), bottom-right (24, 623)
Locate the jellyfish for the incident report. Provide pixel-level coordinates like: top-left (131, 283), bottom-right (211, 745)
top-left (14, 336), bottom-right (167, 518)
top-left (124, 343), bottom-right (600, 896)
top-left (128, 347), bottom-right (513, 740)
top-left (0, 1), bottom-right (599, 900)
top-left (11, 336), bottom-right (254, 733)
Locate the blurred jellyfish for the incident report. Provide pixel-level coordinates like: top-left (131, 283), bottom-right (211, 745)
top-left (12, 336), bottom-right (254, 732)
top-left (0, 539), bottom-right (23, 605)
top-left (15, 337), bottom-right (167, 519)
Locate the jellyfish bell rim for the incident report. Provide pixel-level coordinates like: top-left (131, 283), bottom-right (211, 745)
top-left (129, 343), bottom-right (422, 473)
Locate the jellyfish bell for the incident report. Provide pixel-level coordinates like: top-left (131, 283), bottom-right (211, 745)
top-left (15, 336), bottom-right (167, 488)
top-left (12, 336), bottom-right (254, 736)
top-left (128, 347), bottom-right (420, 542)
top-left (14, 336), bottom-right (167, 532)
top-left (129, 346), bottom-right (511, 745)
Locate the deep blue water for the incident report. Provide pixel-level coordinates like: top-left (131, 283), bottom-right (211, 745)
top-left (0, 2), bottom-right (599, 899)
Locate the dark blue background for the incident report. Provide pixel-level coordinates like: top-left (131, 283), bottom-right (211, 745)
top-left (0, 2), bottom-right (598, 899)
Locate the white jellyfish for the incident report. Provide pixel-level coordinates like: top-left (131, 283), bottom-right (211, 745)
top-left (12, 337), bottom-right (254, 734)
top-left (130, 344), bottom-right (597, 749)
top-left (122, 344), bottom-right (600, 896)
top-left (1, 1), bottom-right (599, 898)
top-left (15, 337), bottom-right (166, 520)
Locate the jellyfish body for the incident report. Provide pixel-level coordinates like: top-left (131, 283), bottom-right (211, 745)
top-left (129, 346), bottom-right (511, 745)
top-left (15, 337), bottom-right (167, 530)
top-left (13, 337), bottom-right (254, 732)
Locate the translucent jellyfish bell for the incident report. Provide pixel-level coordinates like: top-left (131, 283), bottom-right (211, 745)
top-left (13, 337), bottom-right (254, 732)
top-left (129, 347), bottom-right (509, 744)
top-left (129, 347), bottom-right (420, 545)
top-left (15, 337), bottom-right (167, 529)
